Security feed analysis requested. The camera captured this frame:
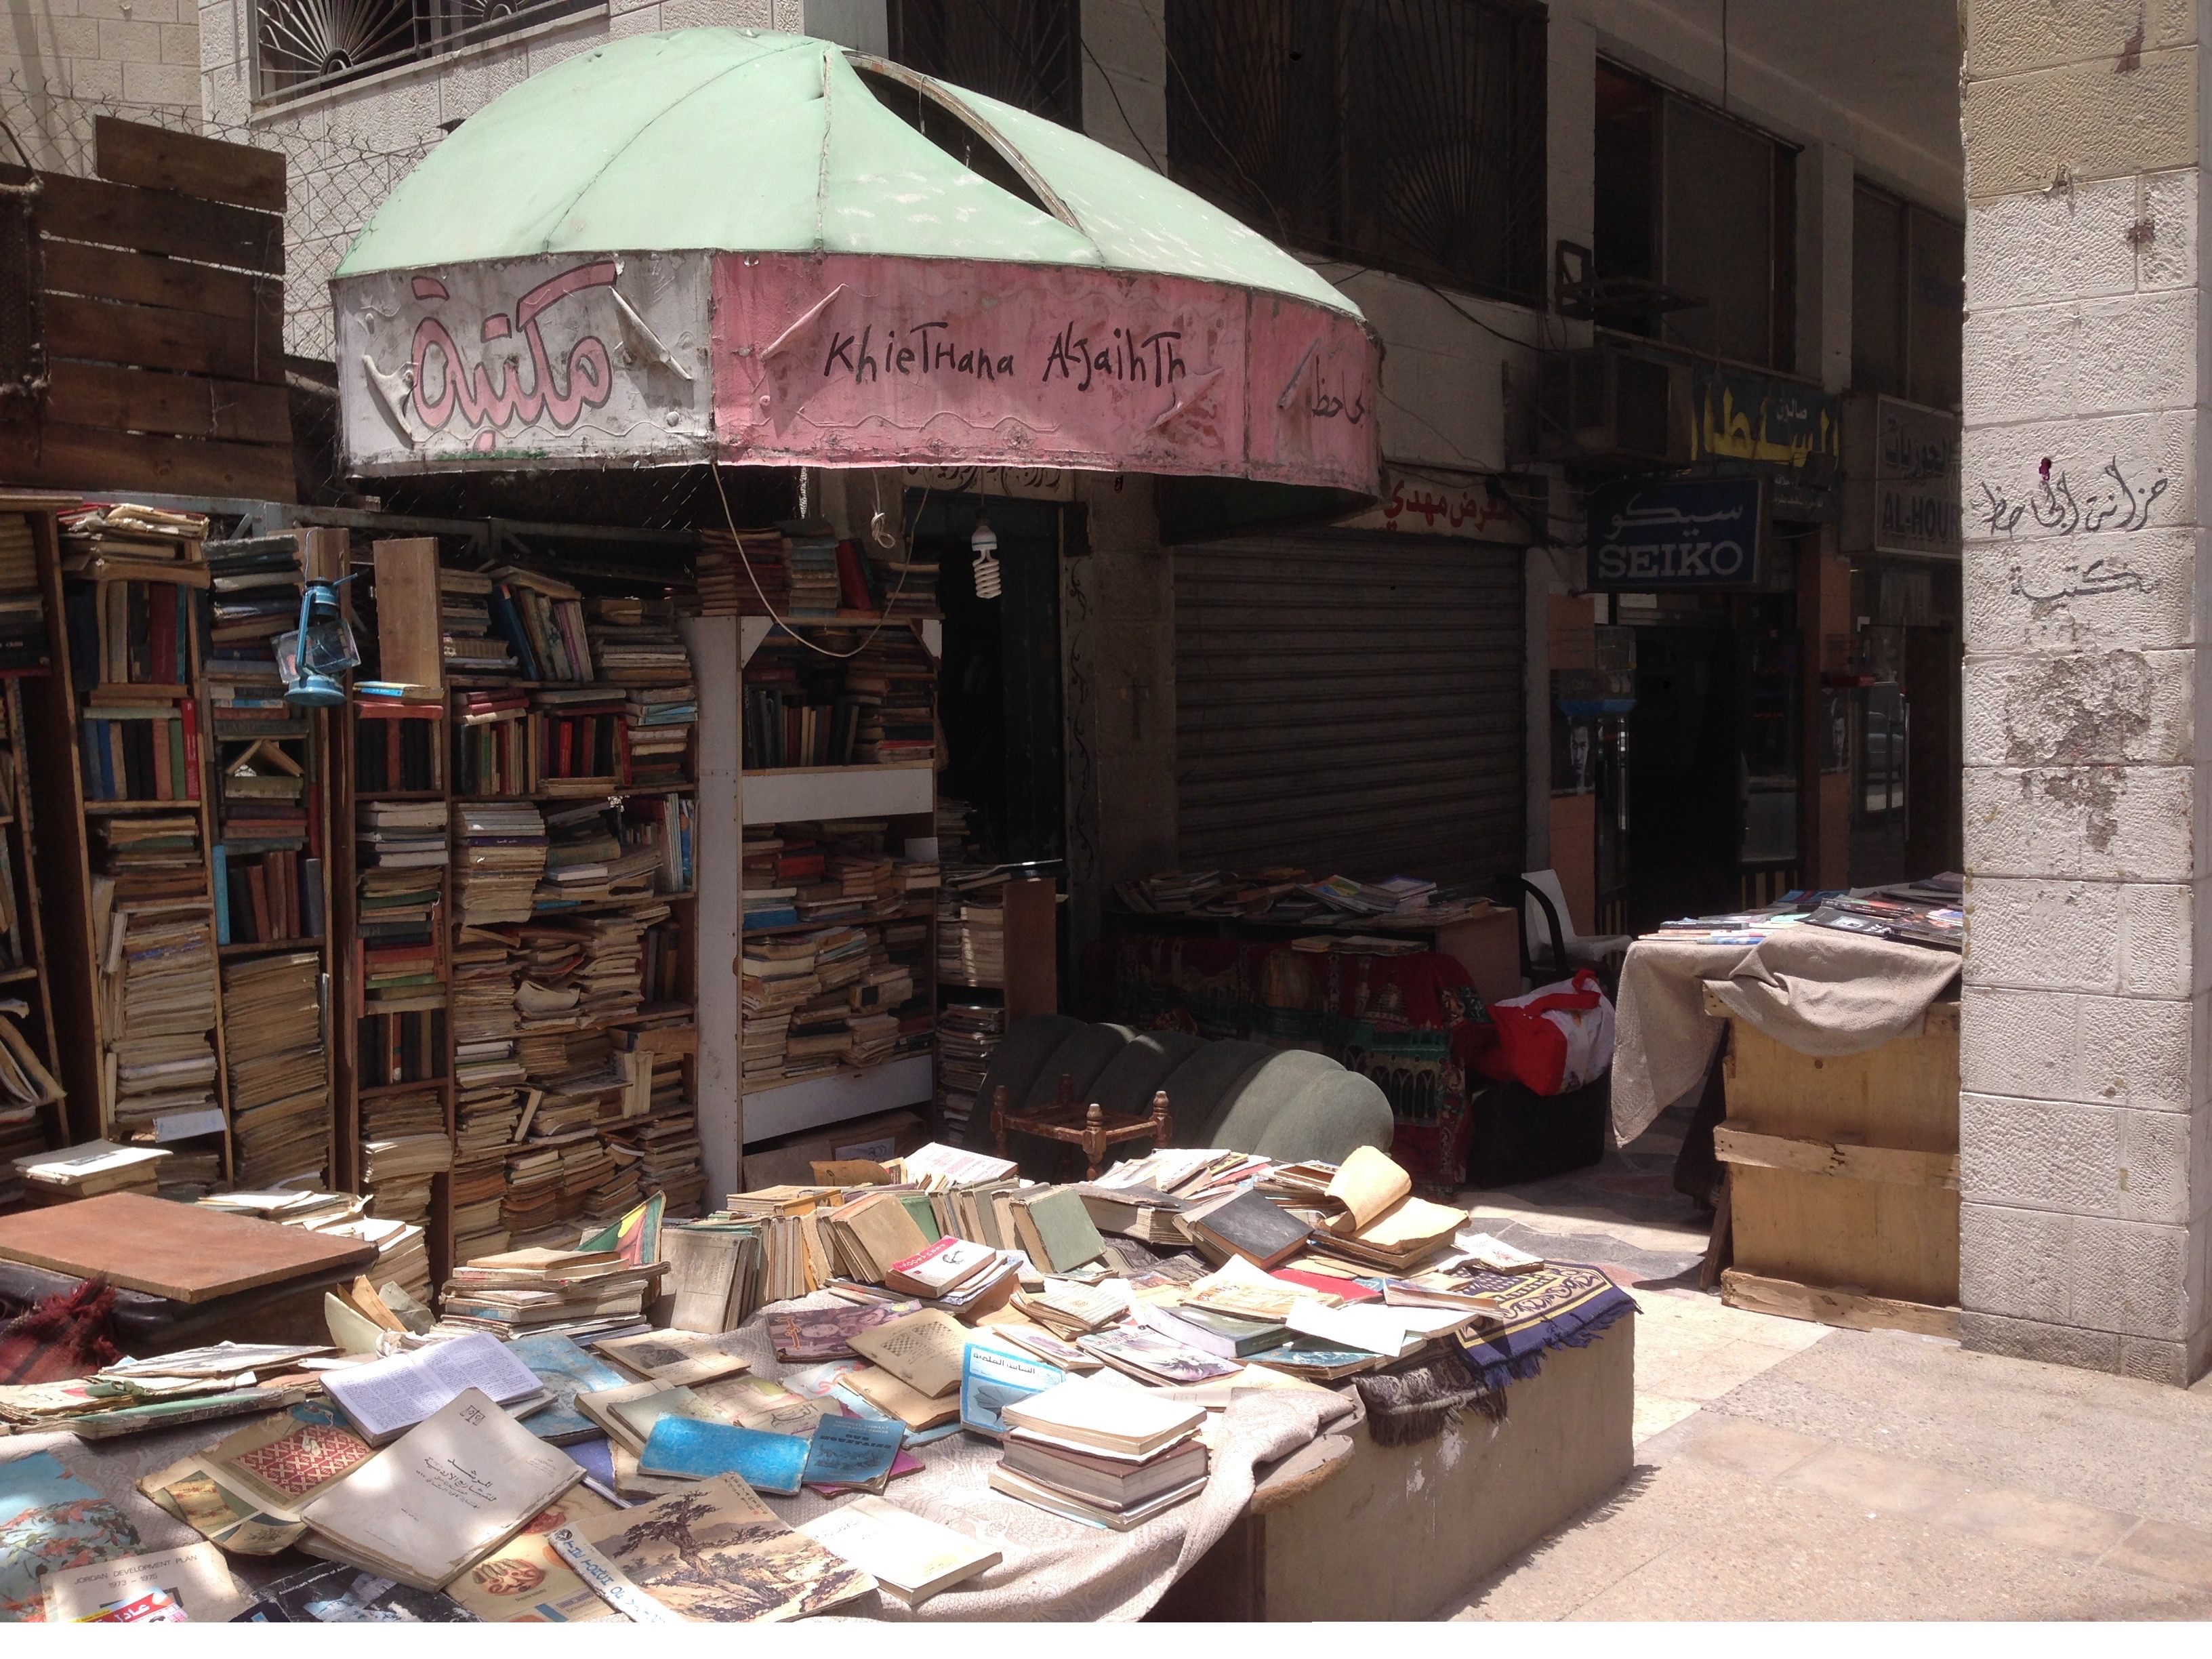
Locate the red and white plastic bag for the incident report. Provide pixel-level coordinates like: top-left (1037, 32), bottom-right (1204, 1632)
top-left (1486, 970), bottom-right (1616, 1096)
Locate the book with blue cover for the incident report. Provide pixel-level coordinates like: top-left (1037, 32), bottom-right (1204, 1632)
top-left (636, 1416), bottom-right (810, 1495)
top-left (510, 1334), bottom-right (631, 1446)
top-left (800, 1414), bottom-right (905, 1493)
top-left (960, 1340), bottom-right (1065, 1440)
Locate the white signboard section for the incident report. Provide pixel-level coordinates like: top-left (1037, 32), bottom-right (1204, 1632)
top-left (335, 252), bottom-right (714, 473)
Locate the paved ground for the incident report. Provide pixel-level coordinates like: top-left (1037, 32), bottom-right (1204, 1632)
top-left (1441, 1107), bottom-right (2212, 1620)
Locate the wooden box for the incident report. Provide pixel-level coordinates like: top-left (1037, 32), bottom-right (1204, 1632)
top-left (1708, 989), bottom-right (1959, 1337)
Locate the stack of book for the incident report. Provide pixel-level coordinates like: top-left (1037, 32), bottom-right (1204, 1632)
top-left (455, 802), bottom-right (548, 924)
top-left (488, 568), bottom-right (594, 682)
top-left (439, 568), bottom-right (516, 680)
top-left (936, 1001), bottom-right (1005, 1141)
top-left (989, 1378), bottom-right (1210, 1530)
top-left (531, 686), bottom-right (626, 792)
top-left (60, 502), bottom-right (207, 567)
top-left (693, 527), bottom-right (787, 616)
top-left (359, 800), bottom-right (447, 872)
top-left (13, 1139), bottom-right (169, 1205)
top-left (785, 527), bottom-right (841, 619)
top-left (0, 512), bottom-right (46, 671)
top-left (353, 701), bottom-right (441, 792)
top-left (0, 1007), bottom-right (60, 1191)
top-left (214, 741), bottom-right (321, 945)
top-left (452, 689), bottom-right (533, 795)
top-left (98, 884), bottom-right (221, 1155)
top-left (440, 1244), bottom-right (665, 1341)
top-left (221, 949), bottom-right (329, 1187)
top-left (860, 538), bottom-right (941, 620)
top-left (848, 632), bottom-right (936, 765)
top-left (359, 1087), bottom-right (451, 1231)
top-left (605, 1097), bottom-right (704, 1216)
top-left (938, 880), bottom-right (1005, 987)
top-left (621, 794), bottom-right (695, 894)
top-left (587, 594), bottom-right (695, 789)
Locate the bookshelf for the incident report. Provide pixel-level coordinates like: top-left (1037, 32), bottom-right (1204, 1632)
top-left (24, 506), bottom-right (232, 1197)
top-left (715, 527), bottom-right (948, 1162)
top-left (0, 495), bottom-right (75, 1190)
top-left (336, 539), bottom-right (705, 1290)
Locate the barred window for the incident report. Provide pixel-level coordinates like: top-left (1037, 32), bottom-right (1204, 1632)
top-left (253, 0), bottom-right (600, 103)
top-left (1162, 0), bottom-right (1547, 306)
top-left (888, 0), bottom-right (1084, 128)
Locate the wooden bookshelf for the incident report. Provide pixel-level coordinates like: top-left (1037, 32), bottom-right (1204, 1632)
top-left (0, 494), bottom-right (77, 1178)
top-left (22, 506), bottom-right (232, 1195)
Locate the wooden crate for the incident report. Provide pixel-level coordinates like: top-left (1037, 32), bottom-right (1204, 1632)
top-left (1708, 987), bottom-right (1959, 1335)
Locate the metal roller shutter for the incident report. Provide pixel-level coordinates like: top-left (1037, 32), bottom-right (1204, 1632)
top-left (1175, 531), bottom-right (1525, 888)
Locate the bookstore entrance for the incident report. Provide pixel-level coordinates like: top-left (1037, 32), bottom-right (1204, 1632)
top-left (909, 495), bottom-right (1067, 871)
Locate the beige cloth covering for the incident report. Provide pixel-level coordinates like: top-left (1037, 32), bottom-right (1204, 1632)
top-left (1610, 927), bottom-right (1959, 1144)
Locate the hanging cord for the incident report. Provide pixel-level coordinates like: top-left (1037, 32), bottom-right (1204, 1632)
top-left (710, 464), bottom-right (925, 661)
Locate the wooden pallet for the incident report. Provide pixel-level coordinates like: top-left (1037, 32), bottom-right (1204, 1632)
top-left (1721, 1267), bottom-right (1960, 1340)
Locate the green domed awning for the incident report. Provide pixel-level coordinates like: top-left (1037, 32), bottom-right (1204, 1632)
top-left (333, 30), bottom-right (1378, 494)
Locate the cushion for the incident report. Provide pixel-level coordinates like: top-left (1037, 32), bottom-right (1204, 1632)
top-left (1084, 1030), bottom-right (1206, 1120)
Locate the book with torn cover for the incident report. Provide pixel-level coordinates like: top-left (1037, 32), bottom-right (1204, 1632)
top-left (798, 1413), bottom-right (905, 1492)
top-left (298, 1388), bottom-right (582, 1591)
top-left (41, 1542), bottom-right (247, 1624)
top-left (847, 1309), bottom-right (970, 1399)
top-left (443, 1488), bottom-right (626, 1623)
top-left (0, 1451), bottom-right (145, 1621)
top-left (548, 1474), bottom-right (874, 1623)
top-left (798, 1496), bottom-right (1000, 1607)
top-left (508, 1332), bottom-right (632, 1445)
top-left (959, 1340), bottom-right (1065, 1440)
top-left (636, 1417), bottom-right (810, 1495)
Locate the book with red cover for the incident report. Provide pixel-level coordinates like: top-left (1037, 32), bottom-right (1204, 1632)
top-left (1269, 1267), bottom-right (1382, 1304)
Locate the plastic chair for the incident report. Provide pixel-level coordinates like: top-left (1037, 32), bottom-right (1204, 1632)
top-left (1513, 869), bottom-right (1632, 985)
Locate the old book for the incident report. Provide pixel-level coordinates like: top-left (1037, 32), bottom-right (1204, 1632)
top-left (443, 1488), bottom-right (623, 1622)
top-left (322, 1331), bottom-right (546, 1445)
top-left (884, 1235), bottom-right (996, 1298)
top-left (187, 1398), bottom-right (373, 1521)
top-left (797, 1413), bottom-right (905, 1492)
top-left (41, 1542), bottom-right (247, 1624)
top-left (1247, 1338), bottom-right (1386, 1380)
top-left (594, 1329), bottom-right (752, 1388)
top-left (1009, 1187), bottom-right (1107, 1274)
top-left (1283, 1298), bottom-right (1463, 1359)
top-left (510, 1333), bottom-right (633, 1445)
top-left (764, 1298), bottom-right (918, 1361)
top-left (1136, 1300), bottom-right (1290, 1359)
top-left (0, 1451), bottom-right (145, 1616)
top-left (299, 1388), bottom-right (581, 1591)
top-left (233, 1560), bottom-right (474, 1622)
top-left (977, 1317), bottom-right (1102, 1373)
top-left (1078, 1324), bottom-right (1243, 1387)
top-left (1001, 1435), bottom-right (1210, 1511)
top-left (636, 1417), bottom-right (810, 1494)
top-left (1322, 1144), bottom-right (1412, 1235)
top-left (548, 1474), bottom-right (874, 1622)
top-left (576, 1381), bottom-right (711, 1454)
top-left (987, 1463), bottom-right (1206, 1531)
top-left (959, 1340), bottom-right (1064, 1439)
top-left (847, 1309), bottom-right (969, 1399)
top-left (1185, 1189), bottom-right (1312, 1271)
top-left (798, 1496), bottom-right (1001, 1607)
top-left (842, 1364), bottom-right (960, 1431)
top-left (999, 1376), bottom-right (1206, 1457)
top-left (1456, 1231), bottom-right (1544, 1273)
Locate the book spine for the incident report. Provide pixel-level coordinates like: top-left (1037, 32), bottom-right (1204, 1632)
top-left (178, 698), bottom-right (201, 800)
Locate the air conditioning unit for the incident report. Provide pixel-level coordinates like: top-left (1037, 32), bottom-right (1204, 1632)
top-left (1537, 347), bottom-right (1693, 468)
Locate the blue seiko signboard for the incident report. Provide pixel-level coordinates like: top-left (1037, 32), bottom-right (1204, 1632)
top-left (1584, 476), bottom-right (1769, 590)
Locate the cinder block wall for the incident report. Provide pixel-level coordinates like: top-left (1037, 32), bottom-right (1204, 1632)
top-left (1959, 0), bottom-right (2212, 1383)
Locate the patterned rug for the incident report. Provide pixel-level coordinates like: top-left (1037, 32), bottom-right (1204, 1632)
top-left (1450, 1263), bottom-right (1638, 1394)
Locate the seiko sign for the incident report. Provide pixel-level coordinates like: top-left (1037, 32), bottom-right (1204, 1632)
top-left (1584, 476), bottom-right (1770, 590)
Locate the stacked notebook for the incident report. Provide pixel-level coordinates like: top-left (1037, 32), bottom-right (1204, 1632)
top-left (455, 802), bottom-right (548, 924)
top-left (221, 949), bottom-right (330, 1187)
top-left (990, 1378), bottom-right (1210, 1530)
top-left (439, 1245), bottom-right (666, 1343)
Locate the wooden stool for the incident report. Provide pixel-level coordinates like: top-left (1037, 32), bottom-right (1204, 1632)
top-left (991, 1074), bottom-right (1174, 1180)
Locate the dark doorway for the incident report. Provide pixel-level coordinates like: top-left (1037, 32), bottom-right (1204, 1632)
top-left (909, 495), bottom-right (1067, 866)
top-left (1626, 623), bottom-right (1738, 930)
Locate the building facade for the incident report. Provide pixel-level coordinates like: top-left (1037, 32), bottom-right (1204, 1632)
top-left (24, 1), bottom-right (2204, 1381)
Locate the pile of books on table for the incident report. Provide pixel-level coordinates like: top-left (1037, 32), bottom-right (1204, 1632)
top-left (989, 1378), bottom-right (1210, 1530)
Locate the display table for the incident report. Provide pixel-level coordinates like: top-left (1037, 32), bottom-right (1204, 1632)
top-left (1155, 1315), bottom-right (1636, 1620)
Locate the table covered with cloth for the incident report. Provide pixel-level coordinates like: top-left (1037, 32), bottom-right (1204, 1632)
top-left (1106, 932), bottom-right (1493, 1187)
top-left (1610, 926), bottom-right (1961, 1144)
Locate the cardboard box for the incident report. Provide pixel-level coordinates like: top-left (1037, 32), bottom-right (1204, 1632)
top-left (738, 1109), bottom-right (927, 1193)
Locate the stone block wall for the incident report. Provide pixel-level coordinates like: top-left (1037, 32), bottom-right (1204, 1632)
top-left (1959, 0), bottom-right (2212, 1383)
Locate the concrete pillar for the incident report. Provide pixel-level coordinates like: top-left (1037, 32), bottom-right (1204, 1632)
top-left (1959, 1), bottom-right (2211, 1383)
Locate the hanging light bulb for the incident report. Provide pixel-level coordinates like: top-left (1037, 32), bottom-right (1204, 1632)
top-left (970, 514), bottom-right (1002, 599)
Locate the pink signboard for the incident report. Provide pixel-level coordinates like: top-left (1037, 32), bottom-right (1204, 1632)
top-left (711, 253), bottom-right (1378, 493)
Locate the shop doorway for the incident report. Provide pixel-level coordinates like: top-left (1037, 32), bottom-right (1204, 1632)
top-left (1626, 623), bottom-right (1738, 930)
top-left (909, 495), bottom-right (1067, 867)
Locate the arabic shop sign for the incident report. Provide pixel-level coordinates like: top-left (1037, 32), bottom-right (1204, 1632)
top-left (1340, 467), bottom-right (1536, 541)
top-left (1875, 397), bottom-right (1961, 556)
top-left (1585, 476), bottom-right (1769, 590)
top-left (1691, 367), bottom-right (1840, 522)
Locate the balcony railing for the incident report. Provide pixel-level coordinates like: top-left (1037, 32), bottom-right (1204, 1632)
top-left (253, 0), bottom-right (601, 103)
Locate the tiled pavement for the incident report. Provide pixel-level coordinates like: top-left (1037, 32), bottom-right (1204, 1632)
top-left (1436, 1105), bottom-right (2212, 1619)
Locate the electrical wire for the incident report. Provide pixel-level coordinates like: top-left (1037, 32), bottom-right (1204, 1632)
top-left (710, 465), bottom-right (928, 661)
top-left (1076, 33), bottom-right (1166, 173)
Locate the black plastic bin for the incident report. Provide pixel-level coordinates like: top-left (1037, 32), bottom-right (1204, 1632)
top-left (1465, 1068), bottom-right (1612, 1187)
